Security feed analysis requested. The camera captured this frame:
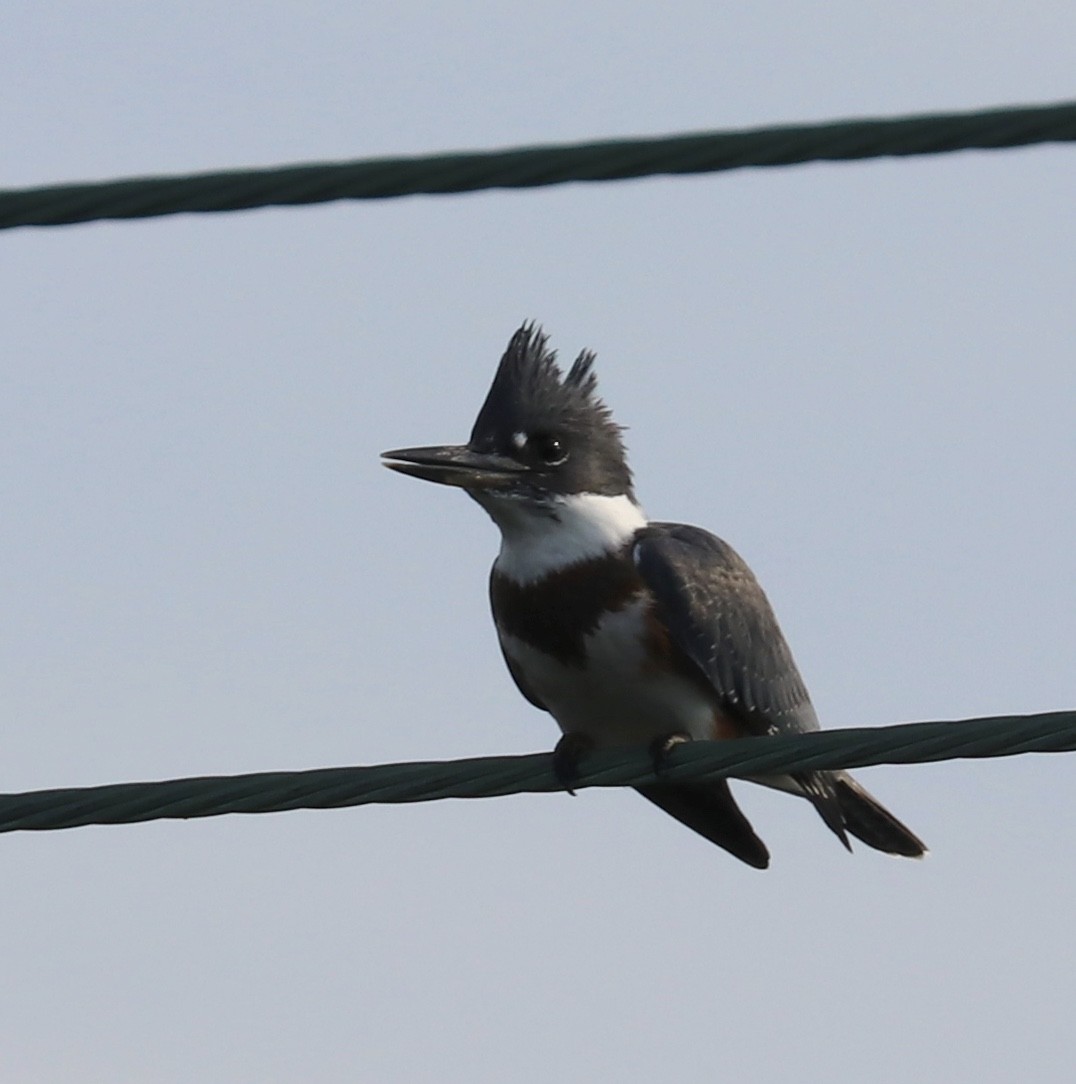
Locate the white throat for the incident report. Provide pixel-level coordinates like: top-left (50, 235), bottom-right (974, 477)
top-left (485, 492), bottom-right (648, 584)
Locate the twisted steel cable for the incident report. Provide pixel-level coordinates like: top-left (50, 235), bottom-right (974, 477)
top-left (2, 711), bottom-right (1072, 834)
top-left (2, 101), bottom-right (1074, 230)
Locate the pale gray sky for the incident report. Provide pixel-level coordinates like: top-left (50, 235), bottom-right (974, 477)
top-left (3, 4), bottom-right (1075, 1082)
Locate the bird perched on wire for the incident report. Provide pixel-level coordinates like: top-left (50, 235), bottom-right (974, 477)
top-left (383, 324), bottom-right (926, 867)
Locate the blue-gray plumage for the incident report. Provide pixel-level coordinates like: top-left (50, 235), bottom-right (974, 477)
top-left (383, 323), bottom-right (927, 867)
top-left (634, 524), bottom-right (815, 728)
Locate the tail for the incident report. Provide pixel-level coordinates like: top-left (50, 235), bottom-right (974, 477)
top-left (636, 774), bottom-right (926, 866)
top-left (755, 770), bottom-right (928, 859)
top-left (635, 781), bottom-right (770, 869)
top-left (831, 773), bottom-right (928, 858)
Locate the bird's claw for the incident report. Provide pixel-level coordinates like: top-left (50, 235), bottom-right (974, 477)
top-left (552, 732), bottom-right (595, 796)
top-left (649, 732), bottom-right (692, 775)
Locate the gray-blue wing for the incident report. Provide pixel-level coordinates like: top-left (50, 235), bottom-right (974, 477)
top-left (632, 522), bottom-right (820, 738)
top-left (633, 523), bottom-right (927, 860)
top-left (632, 522), bottom-right (855, 849)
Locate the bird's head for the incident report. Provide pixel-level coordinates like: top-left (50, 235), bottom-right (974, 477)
top-left (382, 323), bottom-right (634, 509)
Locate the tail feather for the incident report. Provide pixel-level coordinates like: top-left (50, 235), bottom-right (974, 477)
top-left (833, 774), bottom-right (928, 858)
top-left (791, 771), bottom-right (852, 853)
top-left (635, 781), bottom-right (770, 869)
top-left (634, 773), bottom-right (925, 866)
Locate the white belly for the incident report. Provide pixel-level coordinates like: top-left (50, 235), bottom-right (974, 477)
top-left (499, 598), bottom-right (718, 747)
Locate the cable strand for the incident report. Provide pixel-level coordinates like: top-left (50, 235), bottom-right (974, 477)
top-left (2, 100), bottom-right (1074, 230)
top-left (2, 711), bottom-right (1072, 834)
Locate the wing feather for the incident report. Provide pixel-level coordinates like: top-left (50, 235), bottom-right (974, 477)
top-left (633, 523), bottom-right (852, 850)
top-left (633, 523), bottom-right (819, 737)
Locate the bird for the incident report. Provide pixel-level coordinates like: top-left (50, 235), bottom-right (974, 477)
top-left (382, 323), bottom-right (926, 868)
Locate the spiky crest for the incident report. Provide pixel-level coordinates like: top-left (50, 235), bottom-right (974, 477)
top-left (465, 323), bottom-right (630, 499)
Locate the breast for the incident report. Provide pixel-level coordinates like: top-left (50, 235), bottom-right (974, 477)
top-left (490, 549), bottom-right (643, 668)
top-left (498, 596), bottom-right (724, 747)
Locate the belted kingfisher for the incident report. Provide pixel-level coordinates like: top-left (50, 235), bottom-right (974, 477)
top-left (383, 323), bottom-right (926, 868)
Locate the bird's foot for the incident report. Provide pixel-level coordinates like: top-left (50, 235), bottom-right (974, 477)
top-left (552, 732), bottom-right (596, 796)
top-left (649, 731), bottom-right (692, 776)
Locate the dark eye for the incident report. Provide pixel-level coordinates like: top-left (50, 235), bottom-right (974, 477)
top-left (531, 433), bottom-right (567, 465)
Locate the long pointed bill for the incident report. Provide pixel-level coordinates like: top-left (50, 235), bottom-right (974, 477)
top-left (381, 444), bottom-right (529, 489)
